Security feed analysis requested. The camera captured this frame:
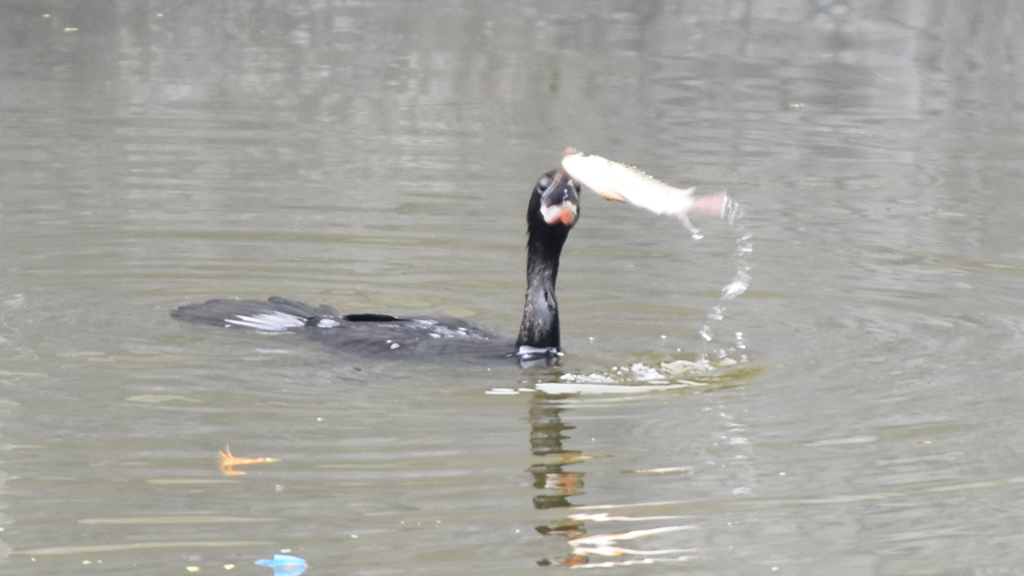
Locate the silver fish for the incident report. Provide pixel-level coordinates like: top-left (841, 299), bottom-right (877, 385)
top-left (561, 148), bottom-right (727, 224)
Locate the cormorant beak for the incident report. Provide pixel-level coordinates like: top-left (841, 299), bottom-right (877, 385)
top-left (539, 167), bottom-right (580, 227)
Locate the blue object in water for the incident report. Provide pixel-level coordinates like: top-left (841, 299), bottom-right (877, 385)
top-left (255, 553), bottom-right (307, 576)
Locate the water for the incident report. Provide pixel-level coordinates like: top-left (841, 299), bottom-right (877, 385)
top-left (3, 1), bottom-right (1024, 574)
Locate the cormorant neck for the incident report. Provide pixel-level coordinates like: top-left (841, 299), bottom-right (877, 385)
top-left (515, 228), bottom-right (567, 351)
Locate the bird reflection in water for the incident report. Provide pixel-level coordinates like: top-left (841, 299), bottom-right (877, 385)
top-left (528, 397), bottom-right (588, 510)
top-left (528, 394), bottom-right (588, 565)
top-left (529, 394), bottom-right (696, 567)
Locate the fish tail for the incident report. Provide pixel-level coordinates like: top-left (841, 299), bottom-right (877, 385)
top-left (691, 191), bottom-right (728, 218)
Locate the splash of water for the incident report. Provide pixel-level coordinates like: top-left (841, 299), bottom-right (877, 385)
top-left (699, 195), bottom-right (752, 369)
top-left (677, 214), bottom-right (704, 241)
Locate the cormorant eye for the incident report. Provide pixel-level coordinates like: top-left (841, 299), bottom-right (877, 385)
top-left (537, 177), bottom-right (551, 191)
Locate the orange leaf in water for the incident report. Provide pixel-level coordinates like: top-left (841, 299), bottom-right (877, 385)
top-left (219, 445), bottom-right (280, 476)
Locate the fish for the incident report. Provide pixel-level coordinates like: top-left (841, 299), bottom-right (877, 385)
top-left (560, 148), bottom-right (728, 231)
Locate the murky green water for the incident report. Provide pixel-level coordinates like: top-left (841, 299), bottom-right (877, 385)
top-left (3, 2), bottom-right (1024, 574)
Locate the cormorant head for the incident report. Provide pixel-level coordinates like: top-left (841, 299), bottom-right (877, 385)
top-left (530, 167), bottom-right (580, 232)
